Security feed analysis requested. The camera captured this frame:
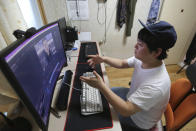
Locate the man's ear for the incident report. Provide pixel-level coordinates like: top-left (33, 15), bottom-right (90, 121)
top-left (153, 48), bottom-right (162, 58)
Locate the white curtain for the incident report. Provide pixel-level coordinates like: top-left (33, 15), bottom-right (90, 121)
top-left (0, 0), bottom-right (28, 50)
top-left (0, 32), bottom-right (7, 51)
top-left (0, 0), bottom-right (28, 113)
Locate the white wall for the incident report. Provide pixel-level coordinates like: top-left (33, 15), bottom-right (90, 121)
top-left (42, 0), bottom-right (152, 59)
top-left (159, 0), bottom-right (196, 64)
top-left (41, 0), bottom-right (68, 23)
top-left (41, 0), bottom-right (196, 64)
top-left (97, 0), bottom-right (152, 59)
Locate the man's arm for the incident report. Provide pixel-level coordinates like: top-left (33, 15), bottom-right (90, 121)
top-left (99, 82), bottom-right (141, 116)
top-left (80, 71), bottom-right (141, 116)
top-left (87, 55), bottom-right (130, 69)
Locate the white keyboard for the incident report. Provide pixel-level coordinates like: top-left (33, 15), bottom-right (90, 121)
top-left (80, 72), bottom-right (103, 115)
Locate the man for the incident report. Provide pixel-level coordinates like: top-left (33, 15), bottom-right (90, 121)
top-left (80, 20), bottom-right (177, 131)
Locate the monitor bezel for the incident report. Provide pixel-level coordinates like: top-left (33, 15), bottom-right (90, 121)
top-left (0, 23), bottom-right (67, 131)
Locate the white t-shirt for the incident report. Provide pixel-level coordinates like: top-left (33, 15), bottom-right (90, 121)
top-left (126, 57), bottom-right (170, 129)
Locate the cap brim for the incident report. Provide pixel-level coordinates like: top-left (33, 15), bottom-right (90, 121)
top-left (138, 19), bottom-right (155, 36)
top-left (138, 19), bottom-right (147, 28)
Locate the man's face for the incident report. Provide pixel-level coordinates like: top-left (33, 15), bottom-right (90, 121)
top-left (134, 39), bottom-right (153, 62)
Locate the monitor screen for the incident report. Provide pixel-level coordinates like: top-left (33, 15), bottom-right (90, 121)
top-left (38, 17), bottom-right (68, 51)
top-left (0, 23), bottom-right (66, 130)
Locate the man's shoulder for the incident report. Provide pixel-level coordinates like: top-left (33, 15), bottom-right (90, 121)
top-left (127, 56), bottom-right (141, 67)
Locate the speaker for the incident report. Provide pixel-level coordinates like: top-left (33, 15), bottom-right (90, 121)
top-left (55, 70), bottom-right (73, 110)
top-left (65, 26), bottom-right (78, 43)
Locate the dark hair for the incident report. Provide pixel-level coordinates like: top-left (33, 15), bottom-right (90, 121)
top-left (138, 28), bottom-right (168, 60)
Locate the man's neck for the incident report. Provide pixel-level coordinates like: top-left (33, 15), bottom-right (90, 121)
top-left (142, 60), bottom-right (163, 69)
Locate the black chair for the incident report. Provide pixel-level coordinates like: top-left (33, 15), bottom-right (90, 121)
top-left (186, 62), bottom-right (196, 91)
top-left (177, 33), bottom-right (196, 74)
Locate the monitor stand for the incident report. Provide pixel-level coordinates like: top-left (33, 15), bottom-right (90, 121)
top-left (50, 107), bottom-right (61, 118)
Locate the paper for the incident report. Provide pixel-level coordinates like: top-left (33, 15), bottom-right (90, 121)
top-left (66, 0), bottom-right (89, 20)
top-left (78, 32), bottom-right (91, 41)
top-left (74, 40), bottom-right (80, 48)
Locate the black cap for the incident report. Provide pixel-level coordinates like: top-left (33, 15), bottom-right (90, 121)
top-left (139, 19), bottom-right (177, 50)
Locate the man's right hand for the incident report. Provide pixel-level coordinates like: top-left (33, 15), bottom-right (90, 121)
top-left (87, 54), bottom-right (104, 68)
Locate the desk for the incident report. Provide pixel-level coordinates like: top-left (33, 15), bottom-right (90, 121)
top-left (49, 42), bottom-right (121, 131)
top-left (25, 42), bottom-right (121, 131)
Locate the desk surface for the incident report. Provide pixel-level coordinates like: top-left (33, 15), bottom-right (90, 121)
top-left (48, 42), bottom-right (121, 131)
top-left (26, 42), bottom-right (122, 131)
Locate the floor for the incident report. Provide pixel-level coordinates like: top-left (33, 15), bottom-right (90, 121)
top-left (105, 64), bottom-right (196, 131)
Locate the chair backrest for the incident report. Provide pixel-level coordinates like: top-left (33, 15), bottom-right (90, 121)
top-left (165, 94), bottom-right (196, 131)
top-left (186, 62), bottom-right (196, 88)
top-left (164, 104), bottom-right (174, 131)
top-left (172, 93), bottom-right (196, 130)
top-left (165, 77), bottom-right (196, 131)
top-left (169, 78), bottom-right (192, 110)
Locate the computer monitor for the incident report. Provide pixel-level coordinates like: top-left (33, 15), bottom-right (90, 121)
top-left (58, 17), bottom-right (68, 49)
top-left (0, 23), bottom-right (67, 131)
top-left (38, 17), bottom-right (69, 51)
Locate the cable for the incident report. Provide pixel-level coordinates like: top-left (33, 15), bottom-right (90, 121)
top-left (97, 2), bottom-right (105, 25)
top-left (106, 0), bottom-right (118, 34)
top-left (77, 0), bottom-right (82, 32)
top-left (63, 82), bottom-right (81, 91)
top-left (100, 0), bottom-right (118, 44)
top-left (76, 0), bottom-right (79, 17)
top-left (103, 2), bottom-right (107, 43)
top-left (97, 1), bottom-right (107, 43)
top-left (65, 0), bottom-right (72, 27)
